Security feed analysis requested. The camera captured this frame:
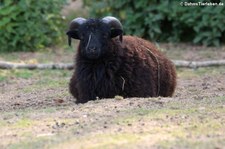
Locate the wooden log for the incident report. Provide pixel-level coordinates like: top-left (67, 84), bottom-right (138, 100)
top-left (172, 60), bottom-right (225, 68)
top-left (0, 60), bottom-right (225, 69)
top-left (0, 61), bottom-right (74, 70)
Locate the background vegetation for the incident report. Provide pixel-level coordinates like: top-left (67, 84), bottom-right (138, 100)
top-left (0, 0), bottom-right (224, 52)
top-left (0, 0), bottom-right (66, 52)
top-left (0, 1), bottom-right (225, 148)
top-left (84, 0), bottom-right (225, 47)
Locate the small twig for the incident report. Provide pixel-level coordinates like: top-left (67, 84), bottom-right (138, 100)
top-left (120, 76), bottom-right (125, 91)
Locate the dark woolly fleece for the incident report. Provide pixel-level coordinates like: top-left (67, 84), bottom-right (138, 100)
top-left (70, 36), bottom-right (177, 103)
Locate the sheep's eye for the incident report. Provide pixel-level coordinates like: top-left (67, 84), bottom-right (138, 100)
top-left (103, 34), bottom-right (108, 39)
top-left (79, 34), bottom-right (84, 40)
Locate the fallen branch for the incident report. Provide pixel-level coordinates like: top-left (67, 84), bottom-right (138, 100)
top-left (172, 60), bottom-right (225, 68)
top-left (0, 61), bottom-right (74, 70)
top-left (0, 60), bottom-right (225, 69)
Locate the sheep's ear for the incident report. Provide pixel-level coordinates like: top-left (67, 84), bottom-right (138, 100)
top-left (66, 30), bottom-right (79, 46)
top-left (110, 29), bottom-right (123, 42)
top-left (67, 30), bottom-right (79, 39)
top-left (110, 29), bottom-right (123, 38)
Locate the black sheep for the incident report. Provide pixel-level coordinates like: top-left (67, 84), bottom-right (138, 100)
top-left (67, 16), bottom-right (177, 103)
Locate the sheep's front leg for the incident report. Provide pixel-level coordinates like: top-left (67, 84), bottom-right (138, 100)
top-left (76, 91), bottom-right (95, 104)
top-left (69, 74), bottom-right (79, 100)
top-left (72, 75), bottom-right (97, 103)
top-left (69, 76), bottom-right (94, 103)
top-left (75, 84), bottom-right (96, 103)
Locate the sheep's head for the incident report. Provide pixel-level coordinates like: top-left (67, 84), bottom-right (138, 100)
top-left (66, 16), bottom-right (123, 59)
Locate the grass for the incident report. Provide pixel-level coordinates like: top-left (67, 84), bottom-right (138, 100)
top-left (1, 96), bottom-right (225, 149)
top-left (0, 49), bottom-right (225, 148)
top-left (39, 102), bottom-right (224, 149)
top-left (159, 138), bottom-right (225, 149)
top-left (108, 96), bottom-right (225, 148)
top-left (0, 69), bottom-right (71, 91)
top-left (7, 137), bottom-right (56, 149)
top-left (0, 69), bottom-right (33, 81)
top-left (2, 66), bottom-right (223, 82)
top-left (0, 48), bottom-right (75, 63)
top-left (176, 66), bottom-right (225, 79)
top-left (0, 106), bottom-right (77, 149)
top-left (50, 133), bottom-right (143, 149)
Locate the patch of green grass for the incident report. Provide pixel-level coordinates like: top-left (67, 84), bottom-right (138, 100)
top-left (84, 133), bottom-right (141, 149)
top-left (0, 69), bottom-right (33, 81)
top-left (14, 70), bottom-right (33, 79)
top-left (4, 119), bottom-right (76, 149)
top-left (13, 118), bottom-right (33, 128)
top-left (0, 106), bottom-right (61, 121)
top-left (158, 136), bottom-right (225, 149)
top-left (21, 77), bottom-right (68, 94)
top-left (214, 96), bottom-right (225, 101)
top-left (114, 97), bottom-right (225, 146)
top-left (0, 75), bottom-right (7, 81)
top-left (48, 133), bottom-right (143, 149)
top-left (177, 67), bottom-right (225, 79)
top-left (36, 78), bottom-right (67, 88)
top-left (0, 49), bottom-right (75, 63)
top-left (194, 67), bottom-right (224, 76)
top-left (7, 137), bottom-right (56, 149)
top-left (2, 99), bottom-right (225, 149)
top-left (0, 70), bottom-right (11, 81)
top-left (116, 107), bottom-right (189, 126)
top-left (1, 69), bottom-right (72, 93)
top-left (0, 106), bottom-right (77, 148)
top-left (0, 120), bottom-right (8, 127)
top-left (0, 52), bottom-right (18, 61)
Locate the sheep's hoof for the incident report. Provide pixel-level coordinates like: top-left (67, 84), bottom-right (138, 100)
top-left (114, 95), bottom-right (124, 100)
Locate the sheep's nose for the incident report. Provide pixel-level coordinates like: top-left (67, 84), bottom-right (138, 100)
top-left (88, 46), bottom-right (97, 53)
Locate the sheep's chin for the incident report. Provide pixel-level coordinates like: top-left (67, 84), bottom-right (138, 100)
top-left (85, 53), bottom-right (100, 60)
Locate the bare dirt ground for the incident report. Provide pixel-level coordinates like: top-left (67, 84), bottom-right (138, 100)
top-left (1, 0), bottom-right (225, 148)
top-left (0, 45), bottom-right (225, 149)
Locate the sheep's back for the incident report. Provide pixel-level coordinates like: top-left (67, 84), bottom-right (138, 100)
top-left (121, 35), bottom-right (177, 97)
